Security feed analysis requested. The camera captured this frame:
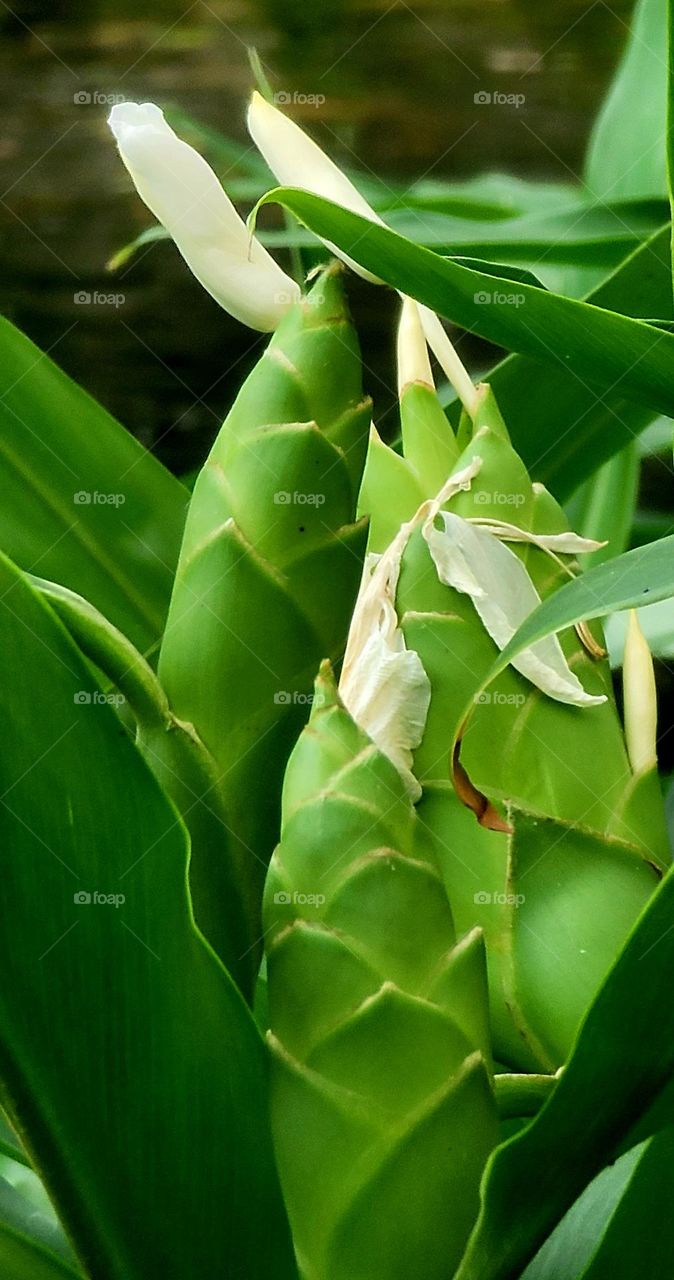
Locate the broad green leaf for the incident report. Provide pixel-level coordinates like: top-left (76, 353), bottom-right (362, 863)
top-left (580, 1128), bottom-right (674, 1278)
top-left (453, 859), bottom-right (674, 1280)
top-left (585, 0), bottom-right (669, 201)
top-left (520, 1134), bottom-right (674, 1280)
top-left (28, 574), bottom-right (254, 992)
top-left (0, 318), bottom-right (187, 654)
top-left (520, 1145), bottom-right (645, 1280)
top-left (669, 0), bottom-right (674, 270)
top-left (263, 200), bottom-right (664, 269)
top-left (0, 554), bottom-right (296, 1280)
top-left (448, 227), bottom-right (673, 499)
top-left (256, 190), bottom-right (674, 421)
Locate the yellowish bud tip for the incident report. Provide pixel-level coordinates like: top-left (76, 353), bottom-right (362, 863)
top-left (397, 297), bottom-right (434, 398)
top-left (623, 609), bottom-right (657, 775)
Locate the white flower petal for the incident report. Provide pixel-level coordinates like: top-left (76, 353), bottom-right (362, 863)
top-left (247, 95), bottom-right (480, 412)
top-left (108, 102), bottom-right (300, 330)
top-left (247, 91), bottom-right (384, 284)
top-left (423, 511), bottom-right (605, 707)
top-left (469, 519), bottom-right (605, 555)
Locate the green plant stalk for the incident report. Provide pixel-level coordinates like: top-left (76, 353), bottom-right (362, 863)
top-left (31, 575), bottom-right (252, 991)
top-left (159, 266), bottom-right (371, 984)
top-left (358, 382), bottom-right (668, 1069)
top-left (264, 664), bottom-right (497, 1280)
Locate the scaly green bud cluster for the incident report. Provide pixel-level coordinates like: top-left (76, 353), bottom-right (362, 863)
top-left (159, 267), bottom-right (371, 991)
top-left (264, 663), bottom-right (497, 1280)
top-left (356, 362), bottom-right (668, 1070)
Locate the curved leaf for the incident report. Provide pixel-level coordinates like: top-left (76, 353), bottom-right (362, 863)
top-left (0, 317), bottom-right (187, 654)
top-left (256, 190), bottom-right (674, 420)
top-left (0, 554), bottom-right (296, 1280)
top-left (585, 0), bottom-right (668, 201)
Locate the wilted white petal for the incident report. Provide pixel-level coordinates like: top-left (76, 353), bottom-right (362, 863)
top-left (340, 542), bottom-right (430, 799)
top-left (470, 519), bottom-right (606, 555)
top-left (340, 460), bottom-right (483, 793)
top-left (247, 91), bottom-right (383, 284)
top-left (108, 102), bottom-right (300, 330)
top-left (424, 511), bottom-right (605, 707)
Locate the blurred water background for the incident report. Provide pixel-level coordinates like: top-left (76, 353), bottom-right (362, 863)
top-left (0, 0), bottom-right (634, 472)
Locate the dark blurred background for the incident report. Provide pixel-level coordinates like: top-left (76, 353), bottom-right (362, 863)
top-left (0, 0), bottom-right (633, 475)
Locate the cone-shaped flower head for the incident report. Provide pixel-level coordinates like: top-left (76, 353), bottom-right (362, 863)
top-left (158, 268), bottom-right (371, 989)
top-left (350, 376), bottom-right (669, 1070)
top-left (108, 101), bottom-right (300, 330)
top-left (264, 663), bottom-right (497, 1280)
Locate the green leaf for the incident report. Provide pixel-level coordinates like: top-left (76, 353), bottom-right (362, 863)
top-left (585, 0), bottom-right (669, 201)
top-left (669, 0), bottom-right (674, 271)
top-left (0, 318), bottom-right (187, 654)
top-left (519, 1145), bottom-right (644, 1280)
top-left (29, 574), bottom-right (254, 992)
top-left (580, 1129), bottom-right (674, 1278)
top-left (453, 858), bottom-right (674, 1280)
top-left (256, 190), bottom-right (674, 421)
top-left (449, 226), bottom-right (673, 499)
top-left (263, 198), bottom-right (664, 270)
top-left (0, 554), bottom-right (296, 1280)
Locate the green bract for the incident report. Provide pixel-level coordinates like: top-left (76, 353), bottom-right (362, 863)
top-left (357, 379), bottom-right (668, 1069)
top-left (158, 267), bottom-right (371, 991)
top-left (264, 663), bottom-right (497, 1280)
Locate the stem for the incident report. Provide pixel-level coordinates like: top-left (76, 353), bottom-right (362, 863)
top-left (416, 303), bottom-right (479, 417)
top-left (494, 1071), bottom-right (560, 1119)
top-left (30, 576), bottom-right (170, 734)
